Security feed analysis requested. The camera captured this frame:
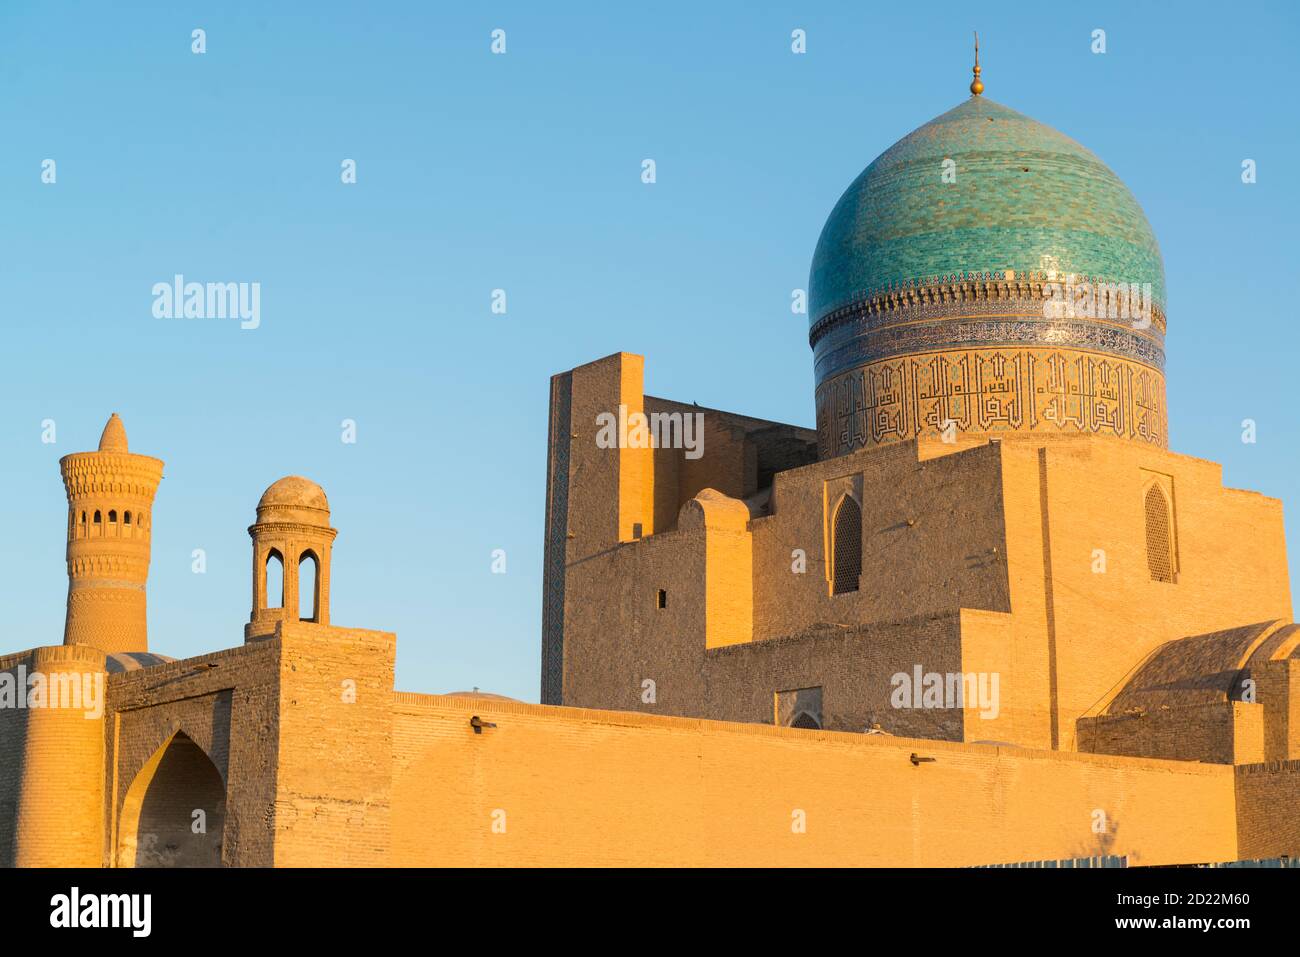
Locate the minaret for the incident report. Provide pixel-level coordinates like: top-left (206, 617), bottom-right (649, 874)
top-left (59, 414), bottom-right (164, 653)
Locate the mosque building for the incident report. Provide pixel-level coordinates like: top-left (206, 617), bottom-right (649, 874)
top-left (542, 61), bottom-right (1288, 766)
top-left (3, 58), bottom-right (1300, 868)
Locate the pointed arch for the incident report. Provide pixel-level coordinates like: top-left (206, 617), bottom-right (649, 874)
top-left (1144, 483), bottom-right (1175, 583)
top-left (116, 730), bottom-right (226, 867)
top-left (298, 549), bottom-right (320, 622)
top-left (831, 494), bottom-right (862, 595)
top-left (790, 711), bottom-right (822, 730)
top-left (265, 549), bottom-right (284, 609)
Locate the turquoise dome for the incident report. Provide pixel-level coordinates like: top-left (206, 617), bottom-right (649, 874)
top-left (808, 96), bottom-right (1165, 327)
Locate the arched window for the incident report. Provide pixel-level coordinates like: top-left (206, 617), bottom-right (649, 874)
top-left (108, 510), bottom-right (117, 523)
top-left (117, 731), bottom-right (225, 867)
top-left (298, 551), bottom-right (320, 622)
top-left (831, 495), bottom-right (862, 595)
top-left (265, 550), bottom-right (284, 609)
top-left (124, 511), bottom-right (132, 525)
top-left (93, 510), bottom-right (101, 524)
top-left (1145, 484), bottom-right (1175, 583)
top-left (791, 711), bottom-right (822, 730)
top-left (78, 512), bottom-right (86, 538)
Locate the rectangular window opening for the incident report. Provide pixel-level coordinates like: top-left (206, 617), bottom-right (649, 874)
top-left (775, 687), bottom-right (824, 730)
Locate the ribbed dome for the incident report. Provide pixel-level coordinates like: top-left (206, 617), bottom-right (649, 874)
top-left (809, 96), bottom-right (1165, 327)
top-left (257, 476), bottom-right (330, 517)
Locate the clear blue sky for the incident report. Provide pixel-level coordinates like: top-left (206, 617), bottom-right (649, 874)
top-left (1, 1), bottom-right (1297, 700)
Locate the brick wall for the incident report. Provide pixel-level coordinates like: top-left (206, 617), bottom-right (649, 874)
top-left (389, 694), bottom-right (1241, 867)
top-left (272, 622), bottom-right (395, 866)
top-left (549, 354), bottom-right (1295, 767)
top-left (1235, 760), bottom-right (1300, 859)
top-left (105, 640), bottom-right (281, 867)
top-left (0, 645), bottom-right (106, 867)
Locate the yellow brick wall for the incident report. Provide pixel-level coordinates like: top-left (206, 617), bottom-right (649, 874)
top-left (561, 518), bottom-right (709, 714)
top-left (1258, 659), bottom-right (1300, 761)
top-left (389, 694), bottom-right (1241, 867)
top-left (679, 490), bottom-right (753, 649)
top-left (752, 440), bottom-right (1013, 642)
top-left (0, 645), bottom-right (106, 867)
top-left (1235, 760), bottom-right (1300, 859)
top-left (958, 608), bottom-right (1052, 747)
top-left (1078, 703), bottom-right (1257, 765)
top-left (616, 355), bottom-right (655, 542)
top-left (272, 622), bottom-right (396, 867)
top-left (556, 423), bottom-right (1296, 763)
top-left (106, 640), bottom-right (282, 867)
top-left (566, 354), bottom-right (636, 551)
top-left (5, 635), bottom-right (1294, 868)
top-left (997, 438), bottom-right (1293, 751)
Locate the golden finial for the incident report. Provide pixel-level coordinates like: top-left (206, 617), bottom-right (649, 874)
top-left (970, 31), bottom-right (984, 96)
